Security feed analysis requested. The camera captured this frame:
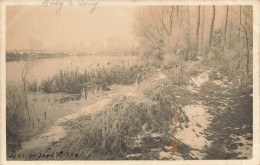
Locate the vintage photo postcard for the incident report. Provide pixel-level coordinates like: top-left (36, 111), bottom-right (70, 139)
top-left (0, 0), bottom-right (259, 164)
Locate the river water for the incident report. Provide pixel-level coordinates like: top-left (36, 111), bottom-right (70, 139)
top-left (6, 55), bottom-right (140, 82)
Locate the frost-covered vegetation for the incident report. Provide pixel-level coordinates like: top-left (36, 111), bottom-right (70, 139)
top-left (6, 5), bottom-right (253, 160)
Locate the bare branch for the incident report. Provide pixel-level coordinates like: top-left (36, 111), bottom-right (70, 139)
top-left (143, 31), bottom-right (161, 50)
top-left (169, 6), bottom-right (174, 35)
top-left (159, 6), bottom-right (170, 36)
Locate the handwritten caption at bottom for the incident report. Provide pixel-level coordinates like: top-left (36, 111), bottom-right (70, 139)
top-left (8, 151), bottom-right (79, 159)
top-left (42, 0), bottom-right (99, 15)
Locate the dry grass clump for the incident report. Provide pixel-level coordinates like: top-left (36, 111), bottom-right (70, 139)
top-left (160, 56), bottom-right (203, 86)
top-left (182, 59), bottom-right (203, 76)
top-left (140, 73), bottom-right (189, 125)
top-left (56, 71), bottom-right (189, 159)
top-left (59, 96), bottom-right (170, 159)
top-left (163, 67), bottom-right (189, 86)
top-left (59, 84), bottom-right (188, 159)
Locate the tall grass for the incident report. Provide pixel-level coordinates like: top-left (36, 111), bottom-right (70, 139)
top-left (6, 83), bottom-right (28, 127)
top-left (6, 81), bottom-right (51, 154)
top-left (38, 65), bottom-right (144, 94)
top-left (6, 82), bottom-right (30, 153)
top-left (28, 79), bottom-right (38, 92)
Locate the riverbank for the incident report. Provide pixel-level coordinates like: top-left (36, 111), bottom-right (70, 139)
top-left (7, 85), bottom-right (137, 159)
top-left (6, 56), bottom-right (253, 160)
top-left (7, 59), bottom-right (253, 160)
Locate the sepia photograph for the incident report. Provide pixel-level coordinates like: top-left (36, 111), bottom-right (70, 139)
top-left (1, 0), bottom-right (259, 163)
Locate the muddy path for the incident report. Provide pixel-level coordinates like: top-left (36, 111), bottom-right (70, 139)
top-left (153, 70), bottom-right (252, 160)
top-left (170, 70), bottom-right (253, 159)
top-left (200, 81), bottom-right (253, 159)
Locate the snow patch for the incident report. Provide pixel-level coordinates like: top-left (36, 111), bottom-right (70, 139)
top-left (184, 85), bottom-right (198, 94)
top-left (151, 133), bottom-right (161, 138)
top-left (159, 151), bottom-right (184, 160)
top-left (230, 134), bottom-right (252, 158)
top-left (20, 124), bottom-right (66, 153)
top-left (213, 80), bottom-right (228, 87)
top-left (126, 153), bottom-right (141, 158)
top-left (151, 148), bottom-right (161, 152)
top-left (185, 71), bottom-right (209, 94)
top-left (191, 72), bottom-right (209, 87)
top-left (189, 150), bottom-right (206, 159)
top-left (175, 104), bottom-right (212, 151)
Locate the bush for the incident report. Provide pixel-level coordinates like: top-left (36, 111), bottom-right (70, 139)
top-left (205, 29), bottom-right (253, 90)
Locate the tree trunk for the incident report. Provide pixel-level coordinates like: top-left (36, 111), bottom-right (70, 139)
top-left (23, 78), bottom-right (31, 123)
top-left (238, 5), bottom-right (242, 42)
top-left (201, 6), bottom-right (205, 52)
top-left (246, 36), bottom-right (249, 76)
top-left (179, 6), bottom-right (183, 27)
top-left (244, 12), bottom-right (249, 77)
top-left (209, 5), bottom-right (216, 47)
top-left (224, 6), bottom-right (229, 45)
top-left (195, 6), bottom-right (201, 56)
top-left (187, 6), bottom-right (190, 50)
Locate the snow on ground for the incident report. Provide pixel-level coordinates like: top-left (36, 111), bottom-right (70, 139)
top-left (160, 104), bottom-right (213, 160)
top-left (126, 153), bottom-right (142, 158)
top-left (159, 151), bottom-right (184, 160)
top-left (160, 70), bottom-right (213, 159)
top-left (184, 85), bottom-right (198, 94)
top-left (175, 105), bottom-right (212, 150)
top-left (58, 98), bottom-right (111, 122)
top-left (20, 124), bottom-right (66, 153)
top-left (191, 72), bottom-right (209, 87)
top-left (19, 99), bottom-right (111, 154)
top-left (213, 80), bottom-right (228, 87)
top-left (189, 150), bottom-right (206, 159)
top-left (230, 134), bottom-right (253, 158)
top-left (19, 85), bottom-right (137, 154)
top-left (184, 71), bottom-right (209, 94)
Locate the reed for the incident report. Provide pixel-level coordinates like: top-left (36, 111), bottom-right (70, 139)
top-left (39, 65), bottom-right (143, 94)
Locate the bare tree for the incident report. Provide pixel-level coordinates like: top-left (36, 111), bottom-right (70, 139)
top-left (135, 6), bottom-right (177, 52)
top-left (187, 6), bottom-right (190, 50)
top-left (240, 6), bottom-right (253, 77)
top-left (21, 56), bottom-right (33, 125)
top-left (224, 6), bottom-right (229, 45)
top-left (179, 6), bottom-right (183, 27)
top-left (238, 5), bottom-right (242, 42)
top-left (174, 6), bottom-right (184, 51)
top-left (209, 5), bottom-right (216, 47)
top-left (201, 6), bottom-right (205, 52)
top-left (195, 5), bottom-right (201, 56)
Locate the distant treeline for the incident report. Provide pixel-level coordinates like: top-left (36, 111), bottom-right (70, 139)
top-left (6, 51), bottom-right (139, 62)
top-left (6, 51), bottom-right (72, 62)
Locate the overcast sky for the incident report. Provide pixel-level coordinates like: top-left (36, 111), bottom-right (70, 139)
top-left (7, 5), bottom-right (137, 52)
top-left (6, 5), bottom-right (239, 52)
